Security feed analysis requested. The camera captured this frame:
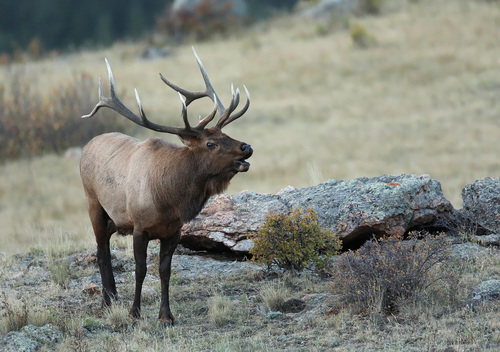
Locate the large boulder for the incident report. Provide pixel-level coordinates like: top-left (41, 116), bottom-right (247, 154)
top-left (180, 174), bottom-right (455, 253)
top-left (459, 177), bottom-right (500, 235)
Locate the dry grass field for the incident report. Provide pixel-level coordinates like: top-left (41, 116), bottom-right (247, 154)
top-left (0, 1), bottom-right (499, 252)
top-left (0, 2), bottom-right (500, 350)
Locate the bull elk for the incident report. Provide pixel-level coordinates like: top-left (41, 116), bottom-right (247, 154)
top-left (80, 48), bottom-right (252, 326)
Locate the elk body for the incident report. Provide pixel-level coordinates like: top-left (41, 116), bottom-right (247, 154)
top-left (80, 49), bottom-right (252, 326)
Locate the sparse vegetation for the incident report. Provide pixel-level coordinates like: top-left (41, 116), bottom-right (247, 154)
top-left (208, 294), bottom-right (235, 326)
top-left (259, 280), bottom-right (290, 312)
top-left (330, 232), bottom-right (455, 315)
top-left (0, 244), bottom-right (498, 351)
top-left (251, 207), bottom-right (342, 271)
top-left (0, 292), bottom-right (52, 334)
top-left (48, 259), bottom-right (71, 289)
top-left (0, 71), bottom-right (135, 161)
top-left (104, 303), bottom-right (130, 329)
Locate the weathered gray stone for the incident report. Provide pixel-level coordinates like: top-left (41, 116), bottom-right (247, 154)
top-left (473, 280), bottom-right (500, 300)
top-left (460, 177), bottom-right (500, 234)
top-left (468, 279), bottom-right (500, 309)
top-left (181, 174), bottom-right (455, 252)
top-left (0, 324), bottom-right (62, 352)
top-left (476, 234), bottom-right (500, 247)
top-left (278, 174), bottom-right (454, 245)
top-left (181, 192), bottom-right (287, 252)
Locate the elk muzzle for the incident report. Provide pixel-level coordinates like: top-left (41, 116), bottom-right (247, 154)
top-left (236, 143), bottom-right (253, 172)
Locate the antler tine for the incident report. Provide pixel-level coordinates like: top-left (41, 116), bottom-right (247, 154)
top-left (216, 85), bottom-right (240, 128)
top-left (191, 47), bottom-right (226, 114)
top-left (160, 48), bottom-right (226, 111)
top-left (218, 85), bottom-right (250, 128)
top-left (158, 47), bottom-right (250, 130)
top-left (177, 93), bottom-right (192, 130)
top-left (214, 84), bottom-right (251, 129)
top-left (81, 76), bottom-right (104, 119)
top-left (82, 58), bottom-right (200, 138)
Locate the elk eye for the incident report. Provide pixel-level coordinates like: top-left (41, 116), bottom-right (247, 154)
top-left (207, 142), bottom-right (217, 149)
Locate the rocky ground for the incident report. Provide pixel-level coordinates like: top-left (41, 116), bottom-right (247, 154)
top-left (0, 238), bottom-right (499, 351)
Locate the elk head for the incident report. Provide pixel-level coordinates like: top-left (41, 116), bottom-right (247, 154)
top-left (82, 47), bottom-right (252, 176)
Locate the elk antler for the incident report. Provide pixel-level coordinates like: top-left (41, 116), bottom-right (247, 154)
top-left (82, 59), bottom-right (218, 138)
top-left (160, 47), bottom-right (250, 130)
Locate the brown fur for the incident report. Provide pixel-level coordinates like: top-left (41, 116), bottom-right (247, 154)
top-left (80, 128), bottom-right (252, 325)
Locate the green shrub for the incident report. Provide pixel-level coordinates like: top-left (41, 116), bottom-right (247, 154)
top-left (0, 70), bottom-right (136, 161)
top-left (251, 207), bottom-right (342, 272)
top-left (330, 232), bottom-right (454, 315)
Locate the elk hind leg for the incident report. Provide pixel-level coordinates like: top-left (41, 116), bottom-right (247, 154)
top-left (88, 199), bottom-right (117, 306)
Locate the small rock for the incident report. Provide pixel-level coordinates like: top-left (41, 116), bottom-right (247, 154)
top-left (460, 177), bottom-right (500, 234)
top-left (468, 279), bottom-right (500, 309)
top-left (473, 280), bottom-right (500, 301)
top-left (83, 283), bottom-right (101, 296)
top-left (266, 311), bottom-right (283, 319)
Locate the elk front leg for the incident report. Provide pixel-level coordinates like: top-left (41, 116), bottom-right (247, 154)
top-left (130, 232), bottom-right (149, 319)
top-left (158, 230), bottom-right (181, 327)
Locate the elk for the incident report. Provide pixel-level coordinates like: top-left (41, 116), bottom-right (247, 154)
top-left (80, 48), bottom-right (252, 326)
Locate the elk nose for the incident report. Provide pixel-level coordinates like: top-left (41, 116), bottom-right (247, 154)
top-left (240, 143), bottom-right (252, 153)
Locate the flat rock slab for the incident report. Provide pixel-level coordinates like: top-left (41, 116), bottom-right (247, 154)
top-left (181, 174), bottom-right (455, 253)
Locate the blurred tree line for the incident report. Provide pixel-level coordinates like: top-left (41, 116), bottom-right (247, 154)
top-left (0, 0), bottom-right (299, 56)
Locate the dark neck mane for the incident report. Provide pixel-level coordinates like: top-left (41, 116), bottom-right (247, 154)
top-left (151, 146), bottom-right (234, 223)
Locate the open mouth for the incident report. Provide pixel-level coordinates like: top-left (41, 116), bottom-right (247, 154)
top-left (235, 159), bottom-right (250, 172)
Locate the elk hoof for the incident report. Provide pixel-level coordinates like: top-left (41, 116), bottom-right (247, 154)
top-left (161, 319), bottom-right (176, 328)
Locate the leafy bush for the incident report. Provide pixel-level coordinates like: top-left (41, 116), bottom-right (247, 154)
top-left (251, 207), bottom-right (342, 272)
top-left (330, 232), bottom-right (454, 315)
top-left (0, 70), bottom-right (136, 161)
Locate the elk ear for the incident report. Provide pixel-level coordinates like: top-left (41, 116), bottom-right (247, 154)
top-left (178, 134), bottom-right (199, 148)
